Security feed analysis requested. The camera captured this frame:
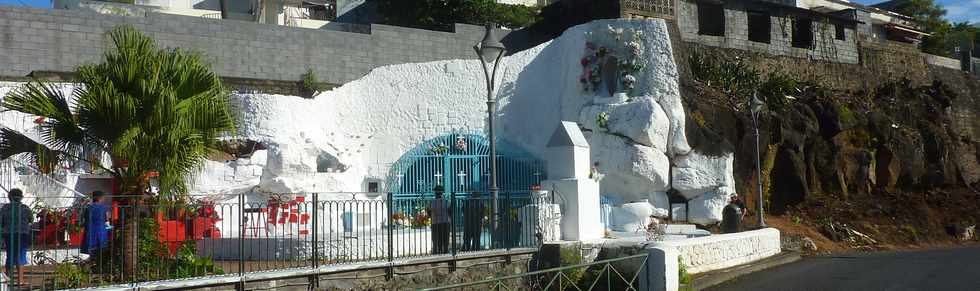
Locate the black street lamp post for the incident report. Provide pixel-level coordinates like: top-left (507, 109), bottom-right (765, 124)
top-left (474, 24), bottom-right (506, 231)
top-left (749, 92), bottom-right (766, 228)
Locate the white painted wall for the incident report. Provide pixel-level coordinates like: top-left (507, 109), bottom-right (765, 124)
top-left (0, 19), bottom-right (741, 226)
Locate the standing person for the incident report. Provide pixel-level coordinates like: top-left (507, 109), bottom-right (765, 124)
top-left (462, 191), bottom-right (484, 251)
top-left (428, 186), bottom-right (450, 254)
top-left (80, 191), bottom-right (110, 257)
top-left (0, 188), bottom-right (33, 285)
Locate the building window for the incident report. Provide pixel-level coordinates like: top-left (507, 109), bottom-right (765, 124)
top-left (792, 18), bottom-right (813, 48)
top-left (835, 24), bottom-right (846, 41)
top-left (747, 11), bottom-right (771, 43)
top-left (697, 3), bottom-right (725, 36)
top-left (367, 182), bottom-right (380, 193)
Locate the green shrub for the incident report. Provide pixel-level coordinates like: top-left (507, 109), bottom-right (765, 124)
top-left (559, 247), bottom-right (586, 285)
top-left (688, 51), bottom-right (760, 98)
top-left (758, 73), bottom-right (798, 111)
top-left (54, 262), bottom-right (91, 289)
top-left (300, 68), bottom-right (321, 98)
top-left (679, 258), bottom-right (692, 284)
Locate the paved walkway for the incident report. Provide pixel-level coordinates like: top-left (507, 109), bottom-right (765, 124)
top-left (709, 245), bottom-right (980, 291)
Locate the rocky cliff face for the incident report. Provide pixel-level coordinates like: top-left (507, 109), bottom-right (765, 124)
top-left (675, 42), bottom-right (980, 244)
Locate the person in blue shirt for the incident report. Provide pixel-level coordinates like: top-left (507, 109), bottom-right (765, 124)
top-left (0, 188), bottom-right (33, 285)
top-left (80, 191), bottom-right (110, 256)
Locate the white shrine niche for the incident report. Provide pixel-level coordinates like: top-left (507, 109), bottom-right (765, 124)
top-left (542, 121), bottom-right (603, 241)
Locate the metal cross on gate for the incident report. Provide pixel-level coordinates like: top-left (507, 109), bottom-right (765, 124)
top-left (457, 171), bottom-right (467, 191)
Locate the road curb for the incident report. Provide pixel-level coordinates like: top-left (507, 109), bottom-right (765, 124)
top-left (684, 251), bottom-right (802, 291)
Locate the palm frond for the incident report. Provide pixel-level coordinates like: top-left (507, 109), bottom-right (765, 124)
top-left (0, 128), bottom-right (62, 173)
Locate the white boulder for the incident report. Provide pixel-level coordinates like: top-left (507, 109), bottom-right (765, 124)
top-left (612, 201), bottom-right (655, 232)
top-left (671, 151), bottom-right (736, 199)
top-left (687, 191), bottom-right (733, 225)
top-left (579, 97), bottom-right (670, 153)
top-left (585, 132), bottom-right (670, 202)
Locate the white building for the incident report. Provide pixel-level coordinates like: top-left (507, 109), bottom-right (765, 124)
top-left (54, 0), bottom-right (338, 28)
top-left (791, 0), bottom-right (929, 44)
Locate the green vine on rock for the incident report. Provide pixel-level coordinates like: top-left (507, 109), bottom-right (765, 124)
top-left (596, 111), bottom-right (610, 131)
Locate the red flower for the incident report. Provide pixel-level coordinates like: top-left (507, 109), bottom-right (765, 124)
top-left (580, 58), bottom-right (589, 66)
top-left (34, 117), bottom-right (45, 124)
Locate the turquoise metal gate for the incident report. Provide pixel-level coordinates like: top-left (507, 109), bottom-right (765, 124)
top-left (386, 133), bottom-right (545, 198)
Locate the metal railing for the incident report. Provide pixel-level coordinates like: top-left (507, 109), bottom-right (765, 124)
top-left (0, 191), bottom-right (545, 290)
top-left (421, 253), bottom-right (649, 291)
top-left (621, 0), bottom-right (675, 20)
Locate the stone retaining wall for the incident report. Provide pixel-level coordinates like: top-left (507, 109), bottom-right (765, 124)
top-left (0, 5), bottom-right (501, 85)
top-left (651, 227), bottom-right (781, 274)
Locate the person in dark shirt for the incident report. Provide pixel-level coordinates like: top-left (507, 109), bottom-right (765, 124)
top-left (462, 191), bottom-right (484, 251)
top-left (0, 189), bottom-right (33, 285)
top-left (428, 186), bottom-right (450, 254)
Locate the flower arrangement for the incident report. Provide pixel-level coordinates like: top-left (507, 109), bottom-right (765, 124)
top-left (411, 211), bottom-right (431, 228)
top-left (580, 25), bottom-right (647, 96)
top-left (454, 136), bottom-right (467, 151)
top-left (429, 143), bottom-right (449, 155)
top-left (391, 212), bottom-right (410, 227)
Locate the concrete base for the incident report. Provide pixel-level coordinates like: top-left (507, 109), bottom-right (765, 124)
top-left (545, 178), bottom-right (603, 241)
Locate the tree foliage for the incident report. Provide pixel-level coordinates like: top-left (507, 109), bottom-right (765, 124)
top-left (0, 26), bottom-right (235, 197)
top-left (376, 0), bottom-right (540, 31)
top-left (887, 0), bottom-right (977, 56)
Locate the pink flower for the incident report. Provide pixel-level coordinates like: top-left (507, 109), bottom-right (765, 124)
top-left (581, 57), bottom-right (589, 66)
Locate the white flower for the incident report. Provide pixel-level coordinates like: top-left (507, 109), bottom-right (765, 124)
top-left (623, 74), bottom-right (637, 89)
top-left (628, 41), bottom-right (642, 56)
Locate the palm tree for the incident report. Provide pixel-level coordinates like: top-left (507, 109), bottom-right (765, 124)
top-left (0, 26), bottom-right (235, 277)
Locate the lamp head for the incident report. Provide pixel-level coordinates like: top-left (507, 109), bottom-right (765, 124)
top-left (475, 23), bottom-right (506, 63)
top-left (749, 92), bottom-right (765, 114)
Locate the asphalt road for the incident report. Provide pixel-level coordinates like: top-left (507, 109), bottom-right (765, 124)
top-left (708, 246), bottom-right (980, 291)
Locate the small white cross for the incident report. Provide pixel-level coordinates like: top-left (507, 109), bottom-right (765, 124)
top-left (434, 172), bottom-right (443, 185)
top-left (457, 171), bottom-right (467, 185)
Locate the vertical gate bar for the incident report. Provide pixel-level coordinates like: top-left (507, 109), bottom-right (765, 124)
top-left (311, 192), bottom-right (319, 287)
top-left (386, 191), bottom-right (394, 280)
top-left (238, 192), bottom-right (245, 279)
top-left (450, 190), bottom-right (457, 273)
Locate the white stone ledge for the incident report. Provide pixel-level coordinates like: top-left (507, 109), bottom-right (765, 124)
top-left (650, 227), bottom-right (781, 274)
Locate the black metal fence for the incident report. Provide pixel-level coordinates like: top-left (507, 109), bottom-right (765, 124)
top-left (0, 192), bottom-right (545, 290)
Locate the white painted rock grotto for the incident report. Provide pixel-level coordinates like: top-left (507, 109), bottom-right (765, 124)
top-left (190, 19), bottom-right (737, 226)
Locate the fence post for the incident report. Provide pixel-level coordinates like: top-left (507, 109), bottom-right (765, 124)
top-left (311, 192), bottom-right (319, 288)
top-left (449, 192), bottom-right (457, 273)
top-left (133, 201), bottom-right (140, 286)
top-left (386, 191), bottom-right (394, 280)
top-left (238, 191), bottom-right (245, 289)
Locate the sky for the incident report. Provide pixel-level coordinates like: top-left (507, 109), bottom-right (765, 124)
top-left (853, 0), bottom-right (980, 24)
top-left (0, 0), bottom-right (977, 24)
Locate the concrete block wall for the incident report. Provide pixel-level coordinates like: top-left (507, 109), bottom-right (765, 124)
top-left (676, 0), bottom-right (859, 64)
top-left (0, 5), bottom-right (497, 84)
top-left (922, 53), bottom-right (964, 70)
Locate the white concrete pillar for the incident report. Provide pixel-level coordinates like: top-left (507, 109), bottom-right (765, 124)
top-left (640, 246), bottom-right (679, 291)
top-left (543, 121), bottom-right (602, 241)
